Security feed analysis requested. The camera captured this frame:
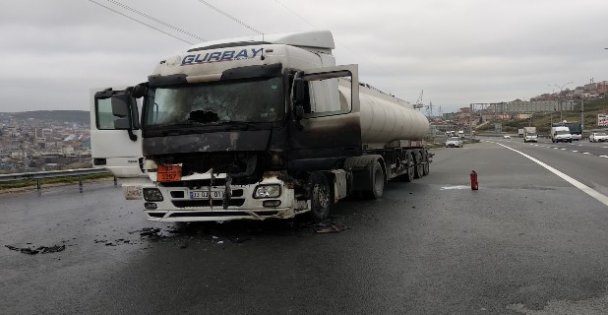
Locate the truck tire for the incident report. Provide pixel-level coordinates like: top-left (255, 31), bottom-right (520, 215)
top-left (396, 155), bottom-right (414, 182)
top-left (405, 159), bottom-right (415, 182)
top-left (422, 152), bottom-right (430, 176)
top-left (414, 152), bottom-right (423, 179)
top-left (364, 160), bottom-right (385, 199)
top-left (309, 172), bottom-right (331, 222)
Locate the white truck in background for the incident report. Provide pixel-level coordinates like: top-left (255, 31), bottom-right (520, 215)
top-left (523, 127), bottom-right (537, 143)
top-left (90, 30), bottom-right (431, 223)
top-left (550, 125), bottom-right (572, 143)
top-left (517, 129), bottom-right (524, 137)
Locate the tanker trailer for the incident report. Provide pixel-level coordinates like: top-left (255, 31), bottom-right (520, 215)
top-left (91, 30), bottom-right (431, 222)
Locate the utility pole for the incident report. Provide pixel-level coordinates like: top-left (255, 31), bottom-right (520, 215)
top-left (580, 98), bottom-right (585, 131)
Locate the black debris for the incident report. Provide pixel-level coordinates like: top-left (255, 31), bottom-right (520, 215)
top-left (5, 244), bottom-right (66, 255)
top-left (140, 227), bottom-right (162, 237)
top-left (313, 222), bottom-right (349, 234)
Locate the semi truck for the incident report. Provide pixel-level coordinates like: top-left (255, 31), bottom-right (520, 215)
top-left (523, 127), bottom-right (537, 143)
top-left (90, 30), bottom-right (431, 222)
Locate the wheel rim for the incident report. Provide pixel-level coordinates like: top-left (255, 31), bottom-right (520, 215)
top-left (374, 166), bottom-right (384, 195)
top-left (408, 163), bottom-right (414, 181)
top-left (313, 183), bottom-right (330, 212)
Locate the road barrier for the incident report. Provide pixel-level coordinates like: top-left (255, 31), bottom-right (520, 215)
top-left (0, 168), bottom-right (115, 193)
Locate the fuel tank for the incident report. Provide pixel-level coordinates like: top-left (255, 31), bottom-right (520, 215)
top-left (339, 81), bottom-right (430, 147)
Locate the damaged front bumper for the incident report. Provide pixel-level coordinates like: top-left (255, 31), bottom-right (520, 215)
top-left (123, 174), bottom-right (310, 222)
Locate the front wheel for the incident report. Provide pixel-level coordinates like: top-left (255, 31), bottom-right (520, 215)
top-left (309, 172), bottom-right (331, 222)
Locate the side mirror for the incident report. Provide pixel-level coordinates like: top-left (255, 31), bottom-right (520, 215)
top-left (110, 90), bottom-right (139, 141)
top-left (111, 93), bottom-right (131, 118)
top-left (293, 77), bottom-right (306, 106)
top-left (114, 118), bottom-right (131, 129)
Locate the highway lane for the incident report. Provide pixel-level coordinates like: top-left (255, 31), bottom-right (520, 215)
top-left (524, 137), bottom-right (608, 158)
top-left (2, 142), bottom-right (608, 314)
top-left (492, 137), bottom-right (608, 196)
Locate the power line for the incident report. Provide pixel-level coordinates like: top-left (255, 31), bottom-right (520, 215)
top-left (86, 0), bottom-right (194, 45)
top-left (194, 0), bottom-right (263, 35)
top-left (103, 0), bottom-right (206, 42)
top-left (270, 0), bottom-right (316, 28)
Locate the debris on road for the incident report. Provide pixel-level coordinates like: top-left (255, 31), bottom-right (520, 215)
top-left (313, 221), bottom-right (348, 234)
top-left (139, 227), bottom-right (162, 237)
top-left (5, 244), bottom-right (66, 255)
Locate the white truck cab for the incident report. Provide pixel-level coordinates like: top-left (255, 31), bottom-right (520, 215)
top-left (551, 126), bottom-right (572, 143)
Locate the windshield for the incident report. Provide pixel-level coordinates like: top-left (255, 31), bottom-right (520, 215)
top-left (144, 77), bottom-right (283, 126)
top-left (556, 130), bottom-right (570, 135)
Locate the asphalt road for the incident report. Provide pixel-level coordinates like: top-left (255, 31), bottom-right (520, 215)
top-left (2, 141), bottom-right (608, 314)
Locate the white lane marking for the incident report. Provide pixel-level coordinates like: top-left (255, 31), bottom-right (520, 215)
top-left (583, 152), bottom-right (591, 155)
top-left (600, 155), bottom-right (608, 159)
top-left (572, 150), bottom-right (578, 153)
top-left (553, 147), bottom-right (559, 150)
top-left (603, 146), bottom-right (608, 149)
top-left (560, 148), bottom-right (567, 151)
top-left (495, 142), bottom-right (608, 208)
top-left (440, 185), bottom-right (470, 190)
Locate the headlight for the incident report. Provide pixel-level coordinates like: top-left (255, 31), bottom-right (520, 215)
top-left (254, 184), bottom-right (281, 199)
top-left (143, 188), bottom-right (164, 201)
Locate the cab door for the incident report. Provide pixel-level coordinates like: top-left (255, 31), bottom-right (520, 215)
top-left (90, 88), bottom-right (145, 177)
top-left (288, 65), bottom-right (362, 164)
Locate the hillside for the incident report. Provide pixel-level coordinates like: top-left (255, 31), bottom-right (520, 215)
top-left (477, 97), bottom-right (608, 134)
top-left (10, 110), bottom-right (89, 125)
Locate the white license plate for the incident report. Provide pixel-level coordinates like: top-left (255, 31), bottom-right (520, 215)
top-left (190, 190), bottom-right (224, 199)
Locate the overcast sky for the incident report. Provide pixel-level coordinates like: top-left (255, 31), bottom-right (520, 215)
top-left (1, 0), bottom-right (607, 114)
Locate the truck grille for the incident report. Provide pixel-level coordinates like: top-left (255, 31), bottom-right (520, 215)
top-left (171, 199), bottom-right (245, 208)
top-left (168, 211), bottom-right (278, 218)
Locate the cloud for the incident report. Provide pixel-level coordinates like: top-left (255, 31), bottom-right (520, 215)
top-left (1, 0), bottom-right (607, 113)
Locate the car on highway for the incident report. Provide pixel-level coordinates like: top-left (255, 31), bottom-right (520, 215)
top-left (503, 135), bottom-right (511, 139)
top-left (445, 137), bottom-right (464, 148)
top-left (589, 132), bottom-right (608, 142)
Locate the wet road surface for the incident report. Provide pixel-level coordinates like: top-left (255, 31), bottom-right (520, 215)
top-left (2, 141), bottom-right (608, 314)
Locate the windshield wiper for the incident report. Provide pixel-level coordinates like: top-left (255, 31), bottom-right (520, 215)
top-left (211, 121), bottom-right (261, 130)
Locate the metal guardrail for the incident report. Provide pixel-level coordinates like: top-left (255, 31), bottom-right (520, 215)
top-left (0, 168), bottom-right (115, 193)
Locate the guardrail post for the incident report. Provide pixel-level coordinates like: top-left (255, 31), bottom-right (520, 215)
top-left (78, 176), bottom-right (83, 193)
top-left (36, 179), bottom-right (41, 191)
top-left (113, 176), bottom-right (117, 187)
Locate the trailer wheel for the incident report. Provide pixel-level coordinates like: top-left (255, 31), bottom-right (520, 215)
top-left (363, 160), bottom-right (385, 199)
top-left (414, 152), bottom-right (424, 179)
top-left (405, 159), bottom-right (415, 182)
top-left (309, 172), bottom-right (331, 222)
top-left (422, 153), bottom-right (430, 176)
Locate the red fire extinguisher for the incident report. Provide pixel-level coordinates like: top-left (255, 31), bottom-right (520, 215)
top-left (470, 170), bottom-right (479, 190)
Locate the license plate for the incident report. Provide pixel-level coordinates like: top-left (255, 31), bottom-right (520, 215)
top-left (190, 190), bottom-right (224, 199)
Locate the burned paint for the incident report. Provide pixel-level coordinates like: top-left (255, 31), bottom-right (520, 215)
top-left (142, 130), bottom-right (272, 156)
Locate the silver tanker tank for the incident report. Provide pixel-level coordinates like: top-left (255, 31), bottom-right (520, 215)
top-left (339, 80), bottom-right (430, 147)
